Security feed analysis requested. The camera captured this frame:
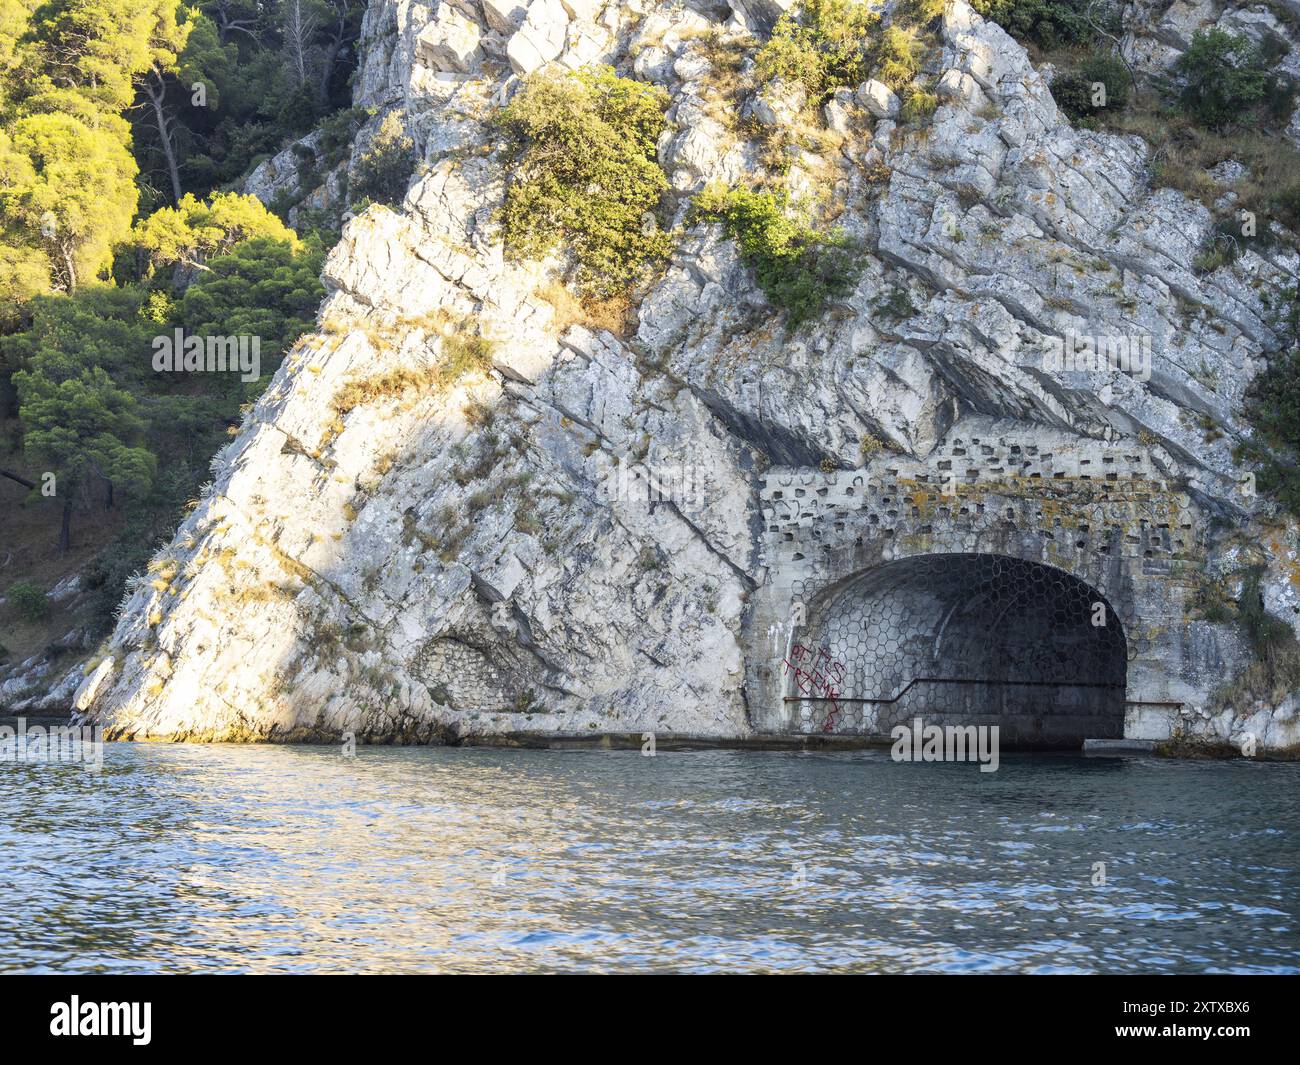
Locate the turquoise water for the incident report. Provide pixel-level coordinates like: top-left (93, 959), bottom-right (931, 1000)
top-left (2, 743), bottom-right (1298, 973)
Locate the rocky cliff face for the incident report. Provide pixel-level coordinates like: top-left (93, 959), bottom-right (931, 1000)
top-left (71, 0), bottom-right (1300, 748)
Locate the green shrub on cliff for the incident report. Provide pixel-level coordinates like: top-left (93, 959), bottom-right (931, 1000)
top-left (971, 0), bottom-right (1116, 50)
top-left (1238, 566), bottom-right (1294, 651)
top-left (1276, 182), bottom-right (1300, 231)
top-left (1211, 566), bottom-right (1300, 711)
top-left (1174, 29), bottom-right (1271, 131)
top-left (755, 0), bottom-right (882, 100)
top-left (1051, 53), bottom-right (1130, 121)
top-left (755, 0), bottom-right (935, 101)
top-left (6, 581), bottom-right (50, 623)
top-left (1243, 332), bottom-right (1300, 515)
top-left (694, 184), bottom-right (861, 331)
top-left (1240, 285), bottom-right (1300, 519)
top-left (497, 66), bottom-right (673, 298)
top-left (351, 112), bottom-right (416, 207)
top-left (900, 87), bottom-right (939, 123)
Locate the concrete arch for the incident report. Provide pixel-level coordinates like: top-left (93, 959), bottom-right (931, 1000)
top-left (782, 553), bottom-right (1127, 747)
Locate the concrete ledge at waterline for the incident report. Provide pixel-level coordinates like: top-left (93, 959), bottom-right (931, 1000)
top-left (471, 732), bottom-right (895, 752)
top-left (38, 726), bottom-right (1300, 758)
top-left (1152, 737), bottom-right (1300, 760)
top-left (1083, 738), bottom-right (1158, 755)
top-left (1088, 737), bottom-right (1300, 760)
top-left (69, 726), bottom-right (898, 750)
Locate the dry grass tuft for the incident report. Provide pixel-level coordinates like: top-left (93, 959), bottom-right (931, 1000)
top-left (536, 282), bottom-right (633, 338)
top-left (331, 332), bottom-right (495, 417)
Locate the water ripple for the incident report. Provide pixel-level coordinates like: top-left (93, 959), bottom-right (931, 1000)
top-left (1, 745), bottom-right (1298, 973)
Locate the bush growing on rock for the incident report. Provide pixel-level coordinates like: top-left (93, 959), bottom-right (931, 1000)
top-left (1276, 183), bottom-right (1300, 232)
top-left (1193, 208), bottom-right (1283, 273)
top-left (874, 26), bottom-right (926, 91)
top-left (859, 433), bottom-right (885, 461)
top-left (1051, 54), bottom-right (1129, 121)
top-left (1243, 323), bottom-right (1300, 515)
top-left (971, 0), bottom-right (1116, 50)
top-left (694, 183), bottom-right (861, 331)
top-left (6, 580), bottom-right (50, 623)
top-left (900, 87), bottom-right (939, 123)
top-left (756, 0), bottom-right (882, 101)
top-left (899, 82), bottom-right (941, 124)
top-left (1238, 566), bottom-right (1295, 652)
top-left (755, 0), bottom-right (931, 101)
top-left (351, 112), bottom-right (416, 207)
top-left (1174, 30), bottom-right (1270, 130)
top-left (318, 107), bottom-right (374, 170)
top-left (497, 66), bottom-right (674, 299)
top-left (1192, 562), bottom-right (1300, 711)
top-left (1241, 281), bottom-right (1300, 517)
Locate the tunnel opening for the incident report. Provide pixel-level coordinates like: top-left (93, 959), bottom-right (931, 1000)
top-left (783, 553), bottom-right (1127, 748)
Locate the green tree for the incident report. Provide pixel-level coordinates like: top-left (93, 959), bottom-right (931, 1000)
top-left (280, 0), bottom-right (363, 109)
top-left (176, 10), bottom-right (234, 109)
top-left (0, 242), bottom-right (51, 321)
top-left (14, 358), bottom-right (156, 552)
top-left (135, 1), bottom-right (198, 203)
top-left (1, 285), bottom-right (152, 384)
top-left (0, 0), bottom-right (33, 115)
top-left (132, 8), bottom-right (263, 200)
top-left (129, 1), bottom-right (364, 199)
top-left (0, 112), bottom-right (139, 292)
top-left (971, 0), bottom-right (1114, 50)
top-left (0, 0), bottom-right (348, 616)
top-left (125, 190), bottom-right (299, 280)
top-left (19, 0), bottom-right (165, 113)
top-left (0, 1), bottom-right (197, 300)
top-left (1239, 284), bottom-right (1300, 514)
top-left (179, 234), bottom-right (324, 395)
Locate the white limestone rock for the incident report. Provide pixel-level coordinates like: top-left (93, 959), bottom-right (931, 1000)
top-left (823, 89), bottom-right (855, 134)
top-left (856, 79), bottom-right (900, 118)
top-left (482, 0), bottom-right (529, 33)
top-left (60, 0), bottom-right (1300, 753)
top-left (726, 0), bottom-right (796, 33)
top-left (935, 68), bottom-right (989, 111)
top-left (506, 0), bottom-right (571, 74)
top-left (559, 0), bottom-right (601, 21)
top-left (416, 7), bottom-right (484, 73)
top-left (745, 79), bottom-right (806, 126)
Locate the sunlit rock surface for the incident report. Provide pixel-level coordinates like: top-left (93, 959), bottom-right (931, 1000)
top-left (71, 0), bottom-right (1300, 750)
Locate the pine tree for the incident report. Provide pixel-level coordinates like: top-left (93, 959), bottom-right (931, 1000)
top-left (135, 2), bottom-right (196, 204)
top-left (14, 349), bottom-right (156, 551)
top-left (0, 112), bottom-right (139, 292)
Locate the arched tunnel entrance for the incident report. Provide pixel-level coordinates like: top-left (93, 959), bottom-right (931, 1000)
top-left (783, 554), bottom-right (1127, 747)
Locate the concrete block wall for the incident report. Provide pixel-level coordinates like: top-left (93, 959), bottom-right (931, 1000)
top-left (743, 419), bottom-right (1246, 737)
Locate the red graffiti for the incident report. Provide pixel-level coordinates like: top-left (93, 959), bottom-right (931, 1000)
top-left (782, 643), bottom-right (848, 732)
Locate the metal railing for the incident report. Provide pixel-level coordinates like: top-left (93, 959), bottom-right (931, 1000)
top-left (780, 676), bottom-right (1128, 707)
top-left (783, 675), bottom-right (1183, 710)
